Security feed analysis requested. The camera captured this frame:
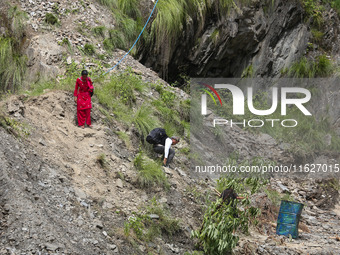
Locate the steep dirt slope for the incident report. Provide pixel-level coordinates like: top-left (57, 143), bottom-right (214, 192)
top-left (0, 90), bottom-right (206, 254)
top-left (0, 89), bottom-right (339, 255)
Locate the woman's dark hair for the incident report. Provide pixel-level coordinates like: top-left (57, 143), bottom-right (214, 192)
top-left (81, 70), bottom-right (88, 76)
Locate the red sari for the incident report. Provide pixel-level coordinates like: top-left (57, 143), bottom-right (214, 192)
top-left (74, 77), bottom-right (94, 126)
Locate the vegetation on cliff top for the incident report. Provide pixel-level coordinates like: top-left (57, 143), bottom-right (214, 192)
top-left (0, 5), bottom-right (27, 92)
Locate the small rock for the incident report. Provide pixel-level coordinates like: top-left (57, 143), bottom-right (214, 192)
top-left (148, 214), bottom-right (160, 220)
top-left (45, 243), bottom-right (59, 251)
top-left (116, 179), bottom-right (123, 188)
top-left (74, 188), bottom-right (87, 199)
top-left (176, 168), bottom-right (187, 177)
top-left (277, 183), bottom-right (290, 193)
top-left (39, 138), bottom-right (46, 146)
top-left (323, 225), bottom-right (331, 230)
top-left (108, 244), bottom-right (117, 250)
top-left (163, 167), bottom-right (173, 176)
top-left (159, 197), bottom-right (167, 203)
top-left (93, 219), bottom-right (104, 229)
top-left (81, 201), bottom-right (89, 208)
top-left (7, 99), bottom-right (25, 114)
top-left (57, 127), bottom-right (68, 136)
top-left (89, 4), bottom-right (97, 12)
top-left (66, 56), bottom-right (72, 65)
top-left (102, 202), bottom-right (114, 209)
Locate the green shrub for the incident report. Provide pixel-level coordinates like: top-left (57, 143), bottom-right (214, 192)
top-left (241, 64), bottom-right (254, 78)
top-left (84, 43), bottom-right (95, 55)
top-left (192, 176), bottom-right (265, 254)
top-left (134, 150), bottom-right (169, 189)
top-left (288, 55), bottom-right (333, 78)
top-left (96, 68), bottom-right (144, 108)
top-left (133, 104), bottom-right (158, 140)
top-left (103, 29), bottom-right (126, 51)
top-left (0, 113), bottom-right (30, 137)
top-left (149, 0), bottom-right (187, 72)
top-left (96, 0), bottom-right (116, 8)
top-left (144, 197), bottom-right (180, 236)
top-left (180, 99), bottom-right (191, 121)
top-left (8, 5), bottom-right (28, 41)
top-left (118, 0), bottom-right (140, 18)
top-left (288, 57), bottom-right (314, 78)
top-left (45, 13), bottom-right (59, 25)
top-left (311, 29), bottom-right (324, 43)
top-left (151, 99), bottom-right (183, 136)
top-left (302, 0), bottom-right (324, 27)
top-left (211, 28), bottom-right (220, 45)
top-left (0, 37), bottom-right (27, 92)
top-left (96, 0), bottom-right (143, 51)
top-left (331, 0), bottom-right (340, 14)
top-left (28, 80), bottom-right (54, 96)
top-left (124, 197), bottom-right (180, 241)
top-left (124, 212), bottom-right (145, 239)
top-left (315, 54), bottom-right (333, 77)
top-left (97, 153), bottom-right (108, 168)
top-left (0, 6), bottom-right (27, 92)
top-left (58, 38), bottom-right (70, 46)
top-left (263, 187), bottom-right (295, 207)
top-left (116, 131), bottom-right (132, 149)
top-left (92, 26), bottom-right (106, 37)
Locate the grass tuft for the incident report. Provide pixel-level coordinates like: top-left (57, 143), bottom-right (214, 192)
top-left (117, 0), bottom-right (141, 18)
top-left (92, 26), bottom-right (106, 38)
top-left (287, 55), bottom-right (334, 78)
top-left (0, 37), bottom-right (27, 92)
top-left (45, 13), bottom-right (59, 25)
top-left (8, 5), bottom-right (28, 41)
top-left (133, 104), bottom-right (158, 141)
top-left (134, 150), bottom-right (169, 189)
top-left (97, 153), bottom-right (108, 168)
top-left (84, 43), bottom-right (95, 55)
top-left (103, 29), bottom-right (126, 51)
top-left (96, 0), bottom-right (117, 8)
top-left (124, 197), bottom-right (180, 242)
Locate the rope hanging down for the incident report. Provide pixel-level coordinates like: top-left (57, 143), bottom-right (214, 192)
top-left (102, 0), bottom-right (160, 76)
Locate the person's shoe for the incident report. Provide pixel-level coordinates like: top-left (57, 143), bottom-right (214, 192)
top-left (80, 125), bottom-right (85, 129)
top-left (87, 125), bottom-right (92, 128)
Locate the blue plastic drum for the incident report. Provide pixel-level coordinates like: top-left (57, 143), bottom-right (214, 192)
top-left (276, 200), bottom-right (304, 239)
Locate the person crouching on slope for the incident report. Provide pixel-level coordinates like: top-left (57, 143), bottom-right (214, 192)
top-left (154, 136), bottom-right (180, 168)
top-left (74, 70), bottom-right (94, 128)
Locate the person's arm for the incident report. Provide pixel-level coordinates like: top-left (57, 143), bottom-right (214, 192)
top-left (88, 77), bottom-right (94, 91)
top-left (74, 79), bottom-right (79, 103)
top-left (163, 138), bottom-right (172, 165)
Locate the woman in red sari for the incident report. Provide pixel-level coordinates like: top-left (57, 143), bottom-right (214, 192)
top-left (74, 70), bottom-right (94, 128)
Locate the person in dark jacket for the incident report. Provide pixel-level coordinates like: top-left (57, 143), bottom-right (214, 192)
top-left (153, 136), bottom-right (180, 168)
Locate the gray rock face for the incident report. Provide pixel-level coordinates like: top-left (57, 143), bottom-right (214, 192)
top-left (7, 98), bottom-right (25, 117)
top-left (140, 0), bottom-right (309, 78)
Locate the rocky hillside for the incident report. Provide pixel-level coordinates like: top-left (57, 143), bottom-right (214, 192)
top-left (1, 87), bottom-right (340, 254)
top-left (0, 0), bottom-right (340, 254)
